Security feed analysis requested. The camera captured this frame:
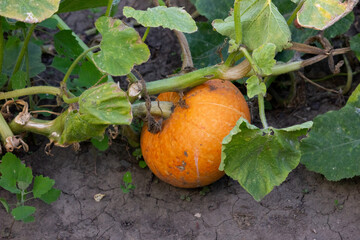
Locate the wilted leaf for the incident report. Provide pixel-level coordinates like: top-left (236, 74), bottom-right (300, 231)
top-left (123, 6), bottom-right (197, 33)
top-left (221, 119), bottom-right (312, 201)
top-left (212, 0), bottom-right (291, 51)
top-left (297, 0), bottom-right (358, 30)
top-left (246, 76), bottom-right (266, 98)
top-left (185, 22), bottom-right (227, 68)
top-left (0, 0), bottom-right (61, 23)
top-left (300, 105), bottom-right (360, 181)
top-left (92, 16), bottom-right (150, 76)
top-left (79, 82), bottom-right (132, 125)
top-left (11, 206), bottom-right (36, 221)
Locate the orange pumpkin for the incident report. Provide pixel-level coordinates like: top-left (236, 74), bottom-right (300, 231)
top-left (140, 79), bottom-right (251, 188)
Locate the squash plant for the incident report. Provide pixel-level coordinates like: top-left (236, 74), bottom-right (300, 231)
top-left (0, 0), bottom-right (359, 216)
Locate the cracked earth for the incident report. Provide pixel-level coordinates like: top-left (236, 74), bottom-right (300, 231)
top-left (1, 139), bottom-right (360, 240)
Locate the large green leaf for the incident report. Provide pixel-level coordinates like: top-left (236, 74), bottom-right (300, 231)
top-left (221, 119), bottom-right (312, 201)
top-left (11, 206), bottom-right (36, 222)
top-left (297, 0), bottom-right (358, 30)
top-left (350, 34), bottom-right (360, 61)
top-left (190, 0), bottom-right (233, 21)
top-left (0, 0), bottom-right (61, 23)
top-left (33, 175), bottom-right (55, 198)
top-left (57, 0), bottom-right (108, 13)
top-left (79, 82), bottom-right (132, 125)
top-left (185, 22), bottom-right (227, 68)
top-left (300, 104), bottom-right (360, 181)
top-left (212, 0), bottom-right (291, 51)
top-left (0, 153), bottom-right (22, 194)
top-left (2, 36), bottom-right (45, 77)
top-left (123, 6), bottom-right (197, 33)
top-left (92, 16), bottom-right (150, 76)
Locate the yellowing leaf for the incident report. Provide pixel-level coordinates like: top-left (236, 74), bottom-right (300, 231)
top-left (92, 16), bottom-right (150, 76)
top-left (297, 0), bottom-right (358, 30)
top-left (0, 0), bottom-right (61, 23)
top-left (123, 6), bottom-right (197, 33)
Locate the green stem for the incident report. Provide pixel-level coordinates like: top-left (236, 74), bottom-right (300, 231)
top-left (287, 0), bottom-right (305, 26)
top-left (142, 27), bottom-right (150, 42)
top-left (240, 47), bottom-right (260, 74)
top-left (62, 45), bottom-right (100, 85)
top-left (342, 54), bottom-right (352, 95)
top-left (11, 24), bottom-right (36, 76)
top-left (63, 96), bottom-right (79, 104)
top-left (234, 0), bottom-right (242, 44)
top-left (257, 94), bottom-right (268, 129)
top-left (132, 101), bottom-right (174, 118)
top-left (0, 17), bottom-right (4, 74)
top-left (0, 113), bottom-right (14, 146)
top-left (127, 72), bottom-right (139, 83)
top-left (0, 86), bottom-right (61, 100)
top-left (105, 0), bottom-right (113, 17)
top-left (145, 65), bottom-right (227, 95)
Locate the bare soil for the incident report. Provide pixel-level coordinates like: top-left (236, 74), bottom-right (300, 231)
top-left (1, 1), bottom-right (360, 240)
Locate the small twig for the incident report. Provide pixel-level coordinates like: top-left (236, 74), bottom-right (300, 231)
top-left (30, 110), bottom-right (61, 116)
top-left (299, 72), bottom-right (339, 94)
top-left (341, 54), bottom-right (353, 95)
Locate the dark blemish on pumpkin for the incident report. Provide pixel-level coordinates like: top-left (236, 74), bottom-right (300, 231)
top-left (209, 85), bottom-right (217, 91)
top-left (176, 161), bottom-right (186, 171)
top-left (184, 151), bottom-right (188, 157)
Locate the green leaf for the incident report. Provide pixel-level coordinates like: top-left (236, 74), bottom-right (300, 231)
top-left (246, 76), bottom-right (266, 98)
top-left (38, 17), bottom-right (58, 29)
top-left (297, 0), bottom-right (357, 30)
top-left (92, 16), bottom-right (150, 76)
top-left (79, 82), bottom-right (132, 125)
top-left (185, 22), bottom-right (227, 68)
top-left (10, 70), bottom-right (27, 90)
top-left (300, 105), bottom-right (360, 181)
top-left (252, 43), bottom-right (277, 75)
top-left (347, 84), bottom-right (360, 106)
top-left (0, 73), bottom-right (7, 88)
top-left (0, 0), bottom-right (61, 23)
top-left (53, 30), bottom-right (84, 58)
top-left (11, 206), bottom-right (36, 221)
top-left (57, 0), bottom-right (108, 13)
top-left (123, 171), bottom-right (132, 184)
top-left (2, 36), bottom-right (45, 77)
top-left (39, 188), bottom-right (61, 204)
top-left (76, 60), bottom-right (104, 88)
top-left (33, 175), bottom-right (55, 198)
top-left (57, 110), bottom-right (108, 145)
top-left (17, 167), bottom-right (33, 191)
top-left (212, 1), bottom-right (291, 51)
top-left (324, 12), bottom-right (354, 39)
top-left (0, 153), bottom-right (23, 180)
top-left (191, 0), bottom-right (233, 21)
top-left (0, 198), bottom-right (10, 212)
top-left (138, 161), bottom-right (147, 169)
top-left (350, 34), bottom-right (360, 62)
top-left (123, 6), bottom-right (197, 33)
top-left (221, 118), bottom-right (312, 201)
top-left (91, 134), bottom-right (109, 152)
top-left (272, 0), bottom-right (297, 15)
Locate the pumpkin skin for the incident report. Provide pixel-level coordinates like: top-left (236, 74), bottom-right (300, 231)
top-left (140, 79), bottom-right (251, 188)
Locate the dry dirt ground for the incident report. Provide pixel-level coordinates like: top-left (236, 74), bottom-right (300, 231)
top-left (1, 1), bottom-right (360, 240)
